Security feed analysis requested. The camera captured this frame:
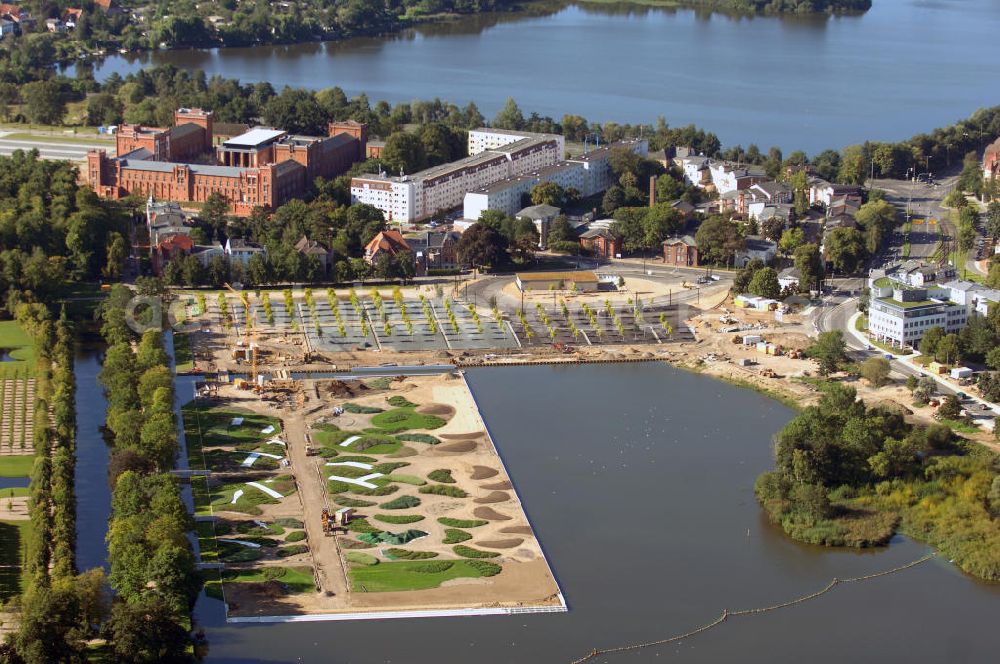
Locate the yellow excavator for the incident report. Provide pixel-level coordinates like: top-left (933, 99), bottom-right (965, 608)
top-left (224, 283), bottom-right (258, 389)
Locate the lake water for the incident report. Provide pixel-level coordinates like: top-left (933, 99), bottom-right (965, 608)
top-left (167, 362), bottom-right (997, 663)
top-left (87, 0), bottom-right (1000, 154)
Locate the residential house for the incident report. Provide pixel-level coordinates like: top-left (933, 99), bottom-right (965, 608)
top-left (735, 235), bottom-right (777, 267)
top-left (744, 181), bottom-right (792, 218)
top-left (777, 266), bottom-right (801, 291)
top-left (809, 178), bottom-right (862, 207)
top-left (579, 227), bottom-right (620, 260)
top-left (663, 235), bottom-right (699, 267)
top-left (708, 162), bottom-right (767, 195)
top-left (872, 260), bottom-right (957, 289)
top-left (405, 231), bottom-right (460, 274)
top-left (44, 18), bottom-right (66, 32)
top-left (151, 234), bottom-right (194, 275)
top-left (294, 235), bottom-right (330, 270)
top-left (0, 3), bottom-right (31, 26)
top-left (191, 243), bottom-right (225, 268)
top-left (225, 238), bottom-right (265, 266)
top-left (670, 199), bottom-right (695, 220)
top-left (0, 17), bottom-right (14, 38)
top-left (984, 137), bottom-right (1000, 180)
top-left (676, 155), bottom-right (711, 188)
top-left (363, 229), bottom-right (411, 265)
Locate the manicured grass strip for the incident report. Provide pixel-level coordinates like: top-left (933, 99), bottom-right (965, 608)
top-left (173, 332), bottom-right (194, 372)
top-left (349, 560), bottom-right (498, 592)
top-left (443, 528), bottom-right (472, 544)
top-left (0, 487), bottom-right (29, 498)
top-left (437, 517), bottom-right (488, 528)
top-left (342, 402), bottom-right (384, 414)
top-left (453, 544), bottom-right (500, 559)
top-left (465, 560), bottom-right (502, 577)
top-left (345, 518), bottom-right (381, 534)
top-left (195, 521), bottom-right (220, 563)
top-left (0, 321), bottom-right (35, 379)
top-left (383, 547), bottom-right (438, 560)
top-left (386, 473), bottom-right (426, 486)
top-left (285, 531), bottom-right (307, 543)
top-left (374, 514), bottom-right (425, 524)
top-left (372, 461), bottom-right (409, 474)
top-left (379, 495), bottom-right (421, 510)
top-left (0, 454), bottom-right (34, 477)
top-left (335, 496), bottom-right (376, 508)
top-left (419, 484), bottom-right (468, 498)
top-left (427, 469), bottom-right (455, 483)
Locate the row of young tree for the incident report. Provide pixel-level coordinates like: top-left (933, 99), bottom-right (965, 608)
top-left (1, 305), bottom-right (114, 663)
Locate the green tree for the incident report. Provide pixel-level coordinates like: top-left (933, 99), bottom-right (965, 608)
top-left (937, 395), bottom-right (962, 420)
top-left (107, 597), bottom-right (191, 664)
top-left (136, 330), bottom-right (169, 373)
top-left (492, 97), bottom-right (524, 130)
top-left (793, 243), bottom-right (824, 291)
top-left (104, 232), bottom-right (128, 281)
top-left (200, 193), bottom-right (230, 239)
top-left (456, 223), bottom-right (506, 270)
top-left (747, 266), bottom-right (780, 299)
top-left (860, 357), bottom-right (891, 387)
top-left (935, 333), bottom-right (961, 365)
top-left (694, 215), bottom-right (744, 265)
top-left (530, 181), bottom-right (564, 207)
top-left (837, 144), bottom-right (868, 186)
top-left (137, 366), bottom-right (173, 409)
top-left (86, 92), bottom-right (124, 126)
top-left (779, 227), bottom-right (805, 254)
top-left (21, 80), bottom-right (67, 125)
top-left (825, 227), bottom-right (867, 273)
top-left (381, 131), bottom-right (426, 174)
top-left (919, 326), bottom-right (945, 357)
top-left (807, 331), bottom-right (847, 375)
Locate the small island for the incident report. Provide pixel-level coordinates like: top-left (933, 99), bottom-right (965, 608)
top-left (756, 380), bottom-right (1000, 582)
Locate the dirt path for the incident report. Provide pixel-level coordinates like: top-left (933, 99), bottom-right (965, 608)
top-left (282, 416), bottom-right (348, 600)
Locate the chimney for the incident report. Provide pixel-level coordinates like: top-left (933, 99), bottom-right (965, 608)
top-left (649, 175), bottom-right (657, 207)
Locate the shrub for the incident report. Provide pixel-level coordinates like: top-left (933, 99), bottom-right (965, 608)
top-left (285, 531), bottom-right (307, 543)
top-left (277, 544), bottom-right (309, 557)
top-left (466, 560), bottom-right (502, 577)
top-left (334, 496), bottom-right (376, 508)
top-left (345, 518), bottom-right (381, 534)
top-left (384, 548), bottom-right (438, 560)
top-left (420, 485), bottom-right (468, 498)
top-left (443, 528), bottom-right (472, 544)
top-left (412, 561), bottom-right (455, 573)
top-left (372, 462), bottom-right (409, 474)
top-left (387, 396), bottom-right (417, 407)
top-left (379, 495), bottom-right (421, 510)
top-left (262, 566), bottom-right (287, 581)
top-left (427, 469), bottom-right (455, 483)
top-left (437, 517), bottom-right (487, 528)
top-left (374, 514), bottom-right (425, 524)
top-left (397, 433), bottom-right (440, 445)
top-left (452, 545), bottom-right (500, 559)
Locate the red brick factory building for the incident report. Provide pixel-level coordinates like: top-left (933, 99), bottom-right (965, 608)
top-left (87, 109), bottom-right (366, 214)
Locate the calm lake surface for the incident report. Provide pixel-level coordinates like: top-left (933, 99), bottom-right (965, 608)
top-left (88, 0), bottom-right (1000, 153)
top-left (158, 362), bottom-right (996, 663)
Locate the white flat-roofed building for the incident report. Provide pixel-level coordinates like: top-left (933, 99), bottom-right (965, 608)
top-left (352, 136), bottom-right (562, 223)
top-left (868, 286), bottom-right (967, 349)
top-left (468, 127), bottom-right (565, 159)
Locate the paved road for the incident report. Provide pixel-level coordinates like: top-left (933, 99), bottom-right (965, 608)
top-left (870, 175), bottom-right (958, 265)
top-left (0, 135), bottom-right (115, 161)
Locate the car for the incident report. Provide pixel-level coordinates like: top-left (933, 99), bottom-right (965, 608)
top-left (884, 353), bottom-right (894, 360)
top-left (956, 392), bottom-right (969, 400)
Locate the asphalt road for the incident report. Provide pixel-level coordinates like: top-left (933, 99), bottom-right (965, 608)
top-left (870, 174), bottom-right (958, 265)
top-left (0, 135), bottom-right (115, 161)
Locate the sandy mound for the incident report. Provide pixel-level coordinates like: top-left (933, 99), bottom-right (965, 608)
top-left (477, 538), bottom-right (523, 549)
top-left (474, 491), bottom-right (510, 504)
top-left (439, 577), bottom-right (490, 588)
top-left (473, 506), bottom-right (511, 521)
top-left (417, 403), bottom-right (455, 417)
top-left (470, 466), bottom-right (499, 480)
top-left (439, 432), bottom-right (482, 441)
top-left (481, 480), bottom-right (512, 491)
top-left (499, 526), bottom-right (533, 535)
top-left (434, 440), bottom-right (477, 453)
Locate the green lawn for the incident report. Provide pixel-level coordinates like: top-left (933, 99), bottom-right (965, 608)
top-left (0, 454), bottom-right (34, 477)
top-left (0, 519), bottom-right (31, 601)
top-left (349, 560), bottom-right (499, 592)
top-left (210, 477), bottom-right (295, 515)
top-left (1, 487), bottom-right (29, 498)
top-left (174, 333), bottom-right (194, 373)
top-left (939, 418), bottom-right (980, 434)
top-left (370, 407), bottom-right (446, 434)
top-left (0, 321), bottom-right (35, 379)
top-left (182, 402), bottom-right (282, 470)
top-left (3, 132), bottom-right (113, 145)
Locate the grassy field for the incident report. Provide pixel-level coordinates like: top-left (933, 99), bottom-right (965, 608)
top-left (0, 321), bottom-right (35, 379)
top-left (174, 333), bottom-right (194, 373)
top-left (1, 487), bottom-right (29, 498)
top-left (2, 132), bottom-right (114, 145)
top-left (370, 406), bottom-right (446, 434)
top-left (182, 402), bottom-right (282, 470)
top-left (203, 566), bottom-right (315, 601)
top-left (0, 454), bottom-right (34, 477)
top-left (349, 559), bottom-right (499, 592)
top-left (0, 519), bottom-right (30, 600)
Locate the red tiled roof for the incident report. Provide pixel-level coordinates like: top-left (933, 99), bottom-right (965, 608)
top-left (365, 229), bottom-right (411, 260)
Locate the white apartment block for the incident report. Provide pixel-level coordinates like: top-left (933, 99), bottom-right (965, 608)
top-left (868, 286), bottom-right (967, 348)
top-left (352, 137), bottom-right (562, 223)
top-left (468, 127), bottom-right (566, 160)
top-left (462, 138), bottom-right (648, 221)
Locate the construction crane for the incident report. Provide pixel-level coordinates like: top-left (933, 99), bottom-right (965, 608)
top-left (224, 283), bottom-right (258, 389)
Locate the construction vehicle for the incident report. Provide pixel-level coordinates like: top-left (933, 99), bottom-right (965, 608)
top-left (321, 508), bottom-right (333, 535)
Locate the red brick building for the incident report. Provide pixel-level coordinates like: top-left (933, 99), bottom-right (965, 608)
top-left (579, 228), bottom-right (620, 259)
top-left (364, 229), bottom-right (411, 264)
top-left (983, 137), bottom-right (1000, 180)
top-left (662, 235), bottom-right (699, 267)
top-left (88, 109), bottom-right (367, 214)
